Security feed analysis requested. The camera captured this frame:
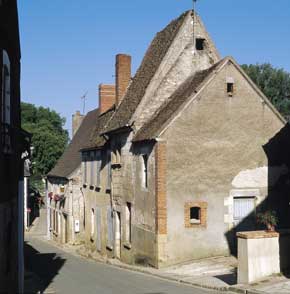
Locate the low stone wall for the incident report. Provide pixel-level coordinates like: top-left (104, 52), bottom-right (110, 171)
top-left (237, 231), bottom-right (280, 284)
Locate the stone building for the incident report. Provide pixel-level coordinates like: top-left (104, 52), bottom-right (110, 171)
top-left (45, 9), bottom-right (289, 269)
top-left (78, 10), bottom-right (287, 268)
top-left (0, 0), bottom-right (31, 292)
top-left (47, 110), bottom-right (96, 245)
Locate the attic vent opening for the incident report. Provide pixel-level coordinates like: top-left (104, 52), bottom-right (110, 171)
top-left (227, 83), bottom-right (234, 97)
top-left (196, 38), bottom-right (205, 51)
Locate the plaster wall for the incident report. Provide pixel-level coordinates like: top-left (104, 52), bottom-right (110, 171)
top-left (48, 166), bottom-right (84, 245)
top-left (82, 148), bottom-right (113, 257)
top-left (109, 132), bottom-right (157, 266)
top-left (161, 62), bottom-right (285, 265)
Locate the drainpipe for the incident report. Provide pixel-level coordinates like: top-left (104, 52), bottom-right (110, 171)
top-left (23, 176), bottom-right (28, 231)
top-left (45, 177), bottom-right (51, 240)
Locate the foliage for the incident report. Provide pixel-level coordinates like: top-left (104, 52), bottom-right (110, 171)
top-left (21, 102), bottom-right (69, 177)
top-left (242, 63), bottom-right (290, 120)
top-left (257, 210), bottom-right (278, 227)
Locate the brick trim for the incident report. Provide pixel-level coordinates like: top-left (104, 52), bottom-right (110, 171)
top-left (155, 141), bottom-right (167, 235)
top-left (184, 201), bottom-right (207, 228)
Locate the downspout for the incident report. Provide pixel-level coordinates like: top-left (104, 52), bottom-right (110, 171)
top-left (45, 177), bottom-right (51, 240)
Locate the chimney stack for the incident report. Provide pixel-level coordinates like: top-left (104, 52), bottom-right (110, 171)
top-left (72, 111), bottom-right (84, 137)
top-left (99, 84), bottom-right (116, 114)
top-left (116, 54), bottom-right (131, 105)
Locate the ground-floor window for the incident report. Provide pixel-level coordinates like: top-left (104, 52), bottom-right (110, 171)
top-left (125, 202), bottom-right (132, 245)
top-left (91, 208), bottom-right (95, 240)
top-left (184, 201), bottom-right (207, 228)
top-left (233, 196), bottom-right (256, 229)
top-left (106, 206), bottom-right (113, 250)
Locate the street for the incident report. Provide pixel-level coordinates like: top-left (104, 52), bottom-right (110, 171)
top-left (25, 235), bottom-right (228, 294)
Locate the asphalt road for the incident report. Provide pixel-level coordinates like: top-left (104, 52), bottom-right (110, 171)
top-left (24, 236), bottom-right (226, 294)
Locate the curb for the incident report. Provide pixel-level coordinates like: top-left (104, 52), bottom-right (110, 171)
top-left (228, 286), bottom-right (266, 294)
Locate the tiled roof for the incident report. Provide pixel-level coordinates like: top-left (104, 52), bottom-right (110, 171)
top-left (81, 107), bottom-right (115, 151)
top-left (47, 109), bottom-right (99, 179)
top-left (133, 59), bottom-right (225, 142)
top-left (104, 10), bottom-right (191, 134)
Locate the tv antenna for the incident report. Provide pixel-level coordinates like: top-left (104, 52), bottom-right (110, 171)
top-left (81, 91), bottom-right (88, 115)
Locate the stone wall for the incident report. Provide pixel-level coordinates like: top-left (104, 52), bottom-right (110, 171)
top-left (160, 61), bottom-right (284, 266)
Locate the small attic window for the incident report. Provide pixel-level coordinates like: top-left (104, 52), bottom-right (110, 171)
top-left (227, 83), bottom-right (234, 96)
top-left (196, 38), bottom-right (205, 51)
top-left (226, 77), bottom-right (235, 97)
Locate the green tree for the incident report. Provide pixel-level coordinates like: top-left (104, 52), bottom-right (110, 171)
top-left (242, 63), bottom-right (290, 120)
top-left (21, 102), bottom-right (69, 177)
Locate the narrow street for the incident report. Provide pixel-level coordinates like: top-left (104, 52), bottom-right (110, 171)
top-left (24, 211), bottom-right (230, 294)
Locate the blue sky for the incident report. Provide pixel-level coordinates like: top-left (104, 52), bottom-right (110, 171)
top-left (18, 0), bottom-right (290, 136)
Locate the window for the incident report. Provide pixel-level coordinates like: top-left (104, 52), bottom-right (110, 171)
top-left (82, 152), bottom-right (88, 185)
top-left (125, 202), bottom-right (132, 246)
top-left (106, 150), bottom-right (112, 190)
top-left (226, 77), bottom-right (235, 97)
top-left (96, 207), bottom-right (102, 251)
top-left (227, 83), bottom-right (234, 96)
top-left (196, 38), bottom-right (205, 51)
top-left (141, 154), bottom-right (148, 189)
top-left (90, 151), bottom-right (95, 186)
top-left (1, 50), bottom-right (11, 125)
top-left (190, 207), bottom-right (201, 224)
top-left (60, 185), bottom-right (65, 194)
top-left (106, 206), bottom-right (114, 249)
top-left (91, 208), bottom-right (95, 239)
top-left (1, 50), bottom-right (11, 153)
top-left (96, 151), bottom-right (101, 188)
top-left (112, 144), bottom-right (122, 165)
top-left (233, 197), bottom-right (256, 227)
top-left (185, 201), bottom-right (207, 228)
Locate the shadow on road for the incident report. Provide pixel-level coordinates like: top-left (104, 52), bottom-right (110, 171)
top-left (24, 241), bottom-right (66, 293)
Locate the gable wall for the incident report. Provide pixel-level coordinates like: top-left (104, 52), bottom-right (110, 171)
top-left (161, 62), bottom-right (285, 265)
top-left (132, 14), bottom-right (220, 131)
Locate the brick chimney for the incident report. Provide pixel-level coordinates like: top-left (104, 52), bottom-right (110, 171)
top-left (72, 111), bottom-right (84, 137)
top-left (99, 84), bottom-right (116, 114)
top-left (116, 54), bottom-right (131, 105)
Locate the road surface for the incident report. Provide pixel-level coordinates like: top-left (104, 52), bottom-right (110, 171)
top-left (25, 236), bottom-right (227, 294)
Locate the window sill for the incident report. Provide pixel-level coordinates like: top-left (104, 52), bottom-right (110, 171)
top-left (190, 219), bottom-right (201, 225)
top-left (111, 163), bottom-right (122, 168)
top-left (106, 245), bottom-right (113, 251)
top-left (123, 243), bottom-right (132, 250)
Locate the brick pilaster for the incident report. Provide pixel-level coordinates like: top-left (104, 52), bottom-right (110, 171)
top-left (155, 141), bottom-right (167, 235)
